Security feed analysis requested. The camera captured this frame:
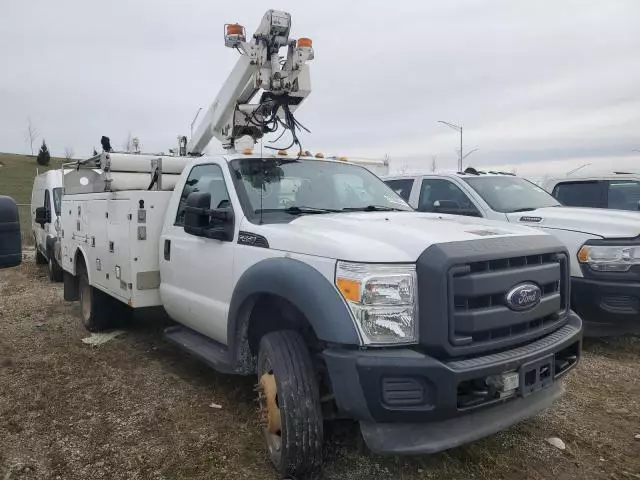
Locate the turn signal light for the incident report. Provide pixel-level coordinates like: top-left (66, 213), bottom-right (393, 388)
top-left (336, 278), bottom-right (360, 303)
top-left (577, 246), bottom-right (590, 263)
top-left (242, 148), bottom-right (253, 155)
top-left (277, 150), bottom-right (288, 156)
top-left (297, 37), bottom-right (313, 48)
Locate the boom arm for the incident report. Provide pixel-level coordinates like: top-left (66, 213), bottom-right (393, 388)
top-left (187, 10), bottom-right (314, 154)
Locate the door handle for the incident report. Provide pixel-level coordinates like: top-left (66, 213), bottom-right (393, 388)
top-left (164, 239), bottom-right (171, 261)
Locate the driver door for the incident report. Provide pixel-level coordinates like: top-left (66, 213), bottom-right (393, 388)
top-left (159, 163), bottom-right (236, 345)
top-left (416, 178), bottom-right (483, 217)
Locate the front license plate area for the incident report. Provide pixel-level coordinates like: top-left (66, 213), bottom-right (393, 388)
top-left (520, 354), bottom-right (554, 397)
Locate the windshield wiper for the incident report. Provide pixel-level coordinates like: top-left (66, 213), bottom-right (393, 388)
top-left (342, 205), bottom-right (406, 212)
top-left (512, 207), bottom-right (537, 212)
top-left (254, 206), bottom-right (339, 215)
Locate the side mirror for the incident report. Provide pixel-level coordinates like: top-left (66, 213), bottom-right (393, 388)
top-left (184, 192), bottom-right (234, 241)
top-left (0, 196), bottom-right (22, 269)
top-left (433, 199), bottom-right (482, 217)
top-left (35, 206), bottom-right (50, 227)
top-left (433, 200), bottom-right (460, 210)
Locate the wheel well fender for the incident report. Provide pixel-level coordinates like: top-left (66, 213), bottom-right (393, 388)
top-left (71, 246), bottom-right (89, 280)
top-left (227, 257), bottom-right (360, 362)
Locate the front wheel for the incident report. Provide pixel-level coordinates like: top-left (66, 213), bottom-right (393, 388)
top-left (257, 330), bottom-right (324, 478)
top-left (35, 248), bottom-right (47, 265)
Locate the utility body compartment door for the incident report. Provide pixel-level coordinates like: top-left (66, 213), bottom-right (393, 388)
top-left (105, 199), bottom-right (132, 302)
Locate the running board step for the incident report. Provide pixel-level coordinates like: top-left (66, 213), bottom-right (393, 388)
top-left (163, 325), bottom-right (234, 374)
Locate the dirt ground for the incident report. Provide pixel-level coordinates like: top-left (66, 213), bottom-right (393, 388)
top-left (1, 257), bottom-right (639, 480)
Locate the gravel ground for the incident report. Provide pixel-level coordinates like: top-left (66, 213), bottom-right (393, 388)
top-left (1, 257), bottom-right (639, 480)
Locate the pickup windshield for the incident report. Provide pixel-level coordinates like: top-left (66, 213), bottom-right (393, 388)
top-left (463, 176), bottom-right (561, 213)
top-left (229, 157), bottom-right (411, 223)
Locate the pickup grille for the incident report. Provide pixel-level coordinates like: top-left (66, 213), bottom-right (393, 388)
top-left (449, 253), bottom-right (569, 350)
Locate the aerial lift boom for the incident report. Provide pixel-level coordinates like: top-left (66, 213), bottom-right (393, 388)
top-left (187, 10), bottom-right (314, 155)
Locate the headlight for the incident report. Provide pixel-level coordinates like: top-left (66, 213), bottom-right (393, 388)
top-left (578, 244), bottom-right (640, 272)
top-left (335, 261), bottom-right (417, 345)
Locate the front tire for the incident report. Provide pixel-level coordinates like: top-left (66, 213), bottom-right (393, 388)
top-left (257, 330), bottom-right (323, 478)
top-left (78, 263), bottom-right (113, 332)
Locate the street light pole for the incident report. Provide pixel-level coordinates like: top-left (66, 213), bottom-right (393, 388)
top-left (460, 126), bottom-right (463, 172)
top-left (462, 148), bottom-right (479, 160)
top-left (438, 120), bottom-right (464, 171)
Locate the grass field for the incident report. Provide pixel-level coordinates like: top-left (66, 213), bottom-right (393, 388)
top-left (0, 152), bottom-right (65, 245)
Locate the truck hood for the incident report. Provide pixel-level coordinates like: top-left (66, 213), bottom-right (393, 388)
top-left (254, 212), bottom-right (549, 263)
top-left (508, 206), bottom-right (640, 239)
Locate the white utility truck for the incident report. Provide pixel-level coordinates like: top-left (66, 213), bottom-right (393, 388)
top-left (538, 173), bottom-right (640, 212)
top-left (384, 169), bottom-right (640, 337)
top-left (60, 10), bottom-right (582, 477)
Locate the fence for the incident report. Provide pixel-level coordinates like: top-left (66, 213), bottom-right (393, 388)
top-left (16, 204), bottom-right (33, 246)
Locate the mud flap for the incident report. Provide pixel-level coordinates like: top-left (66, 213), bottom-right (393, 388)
top-left (64, 270), bottom-right (79, 301)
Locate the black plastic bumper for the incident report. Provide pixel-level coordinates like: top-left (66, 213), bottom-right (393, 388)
top-left (323, 312), bottom-right (581, 455)
top-left (572, 276), bottom-right (640, 336)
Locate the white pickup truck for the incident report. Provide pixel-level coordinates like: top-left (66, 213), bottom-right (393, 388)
top-left (60, 151), bottom-right (582, 476)
top-left (384, 170), bottom-right (640, 337)
top-left (538, 173), bottom-right (640, 212)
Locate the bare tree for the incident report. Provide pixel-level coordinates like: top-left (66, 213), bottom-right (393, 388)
top-left (122, 131), bottom-right (133, 152)
top-left (25, 118), bottom-right (40, 156)
top-left (64, 146), bottom-right (75, 161)
top-left (430, 155), bottom-right (437, 172)
top-left (398, 162), bottom-right (408, 174)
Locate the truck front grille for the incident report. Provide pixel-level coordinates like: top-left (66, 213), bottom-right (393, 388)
top-left (449, 252), bottom-right (569, 352)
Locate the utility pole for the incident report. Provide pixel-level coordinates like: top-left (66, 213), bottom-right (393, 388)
top-left (438, 120), bottom-right (463, 171)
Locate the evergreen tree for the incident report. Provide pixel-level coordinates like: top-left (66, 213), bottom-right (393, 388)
top-left (37, 140), bottom-right (51, 166)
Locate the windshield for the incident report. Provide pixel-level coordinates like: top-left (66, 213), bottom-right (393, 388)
top-left (52, 187), bottom-right (62, 215)
top-left (229, 158), bottom-right (412, 223)
top-left (463, 176), bottom-right (560, 213)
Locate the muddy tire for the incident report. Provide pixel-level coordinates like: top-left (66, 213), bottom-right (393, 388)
top-left (48, 252), bottom-right (63, 283)
top-left (35, 248), bottom-right (47, 265)
top-left (78, 263), bottom-right (112, 332)
top-left (257, 330), bottom-right (323, 479)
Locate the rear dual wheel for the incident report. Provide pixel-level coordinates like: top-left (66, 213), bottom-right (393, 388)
top-left (78, 263), bottom-right (132, 332)
top-left (257, 330), bottom-right (324, 479)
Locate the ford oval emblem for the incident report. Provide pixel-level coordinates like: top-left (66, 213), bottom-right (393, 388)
top-left (505, 283), bottom-right (542, 311)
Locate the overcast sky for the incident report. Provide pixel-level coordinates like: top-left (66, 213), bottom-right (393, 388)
top-left (1, 0), bottom-right (638, 174)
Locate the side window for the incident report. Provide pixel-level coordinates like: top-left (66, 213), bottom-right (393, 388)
top-left (384, 179), bottom-right (414, 201)
top-left (607, 180), bottom-right (640, 211)
top-left (418, 179), bottom-right (480, 216)
top-left (552, 181), bottom-right (603, 208)
top-left (175, 164), bottom-right (230, 226)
